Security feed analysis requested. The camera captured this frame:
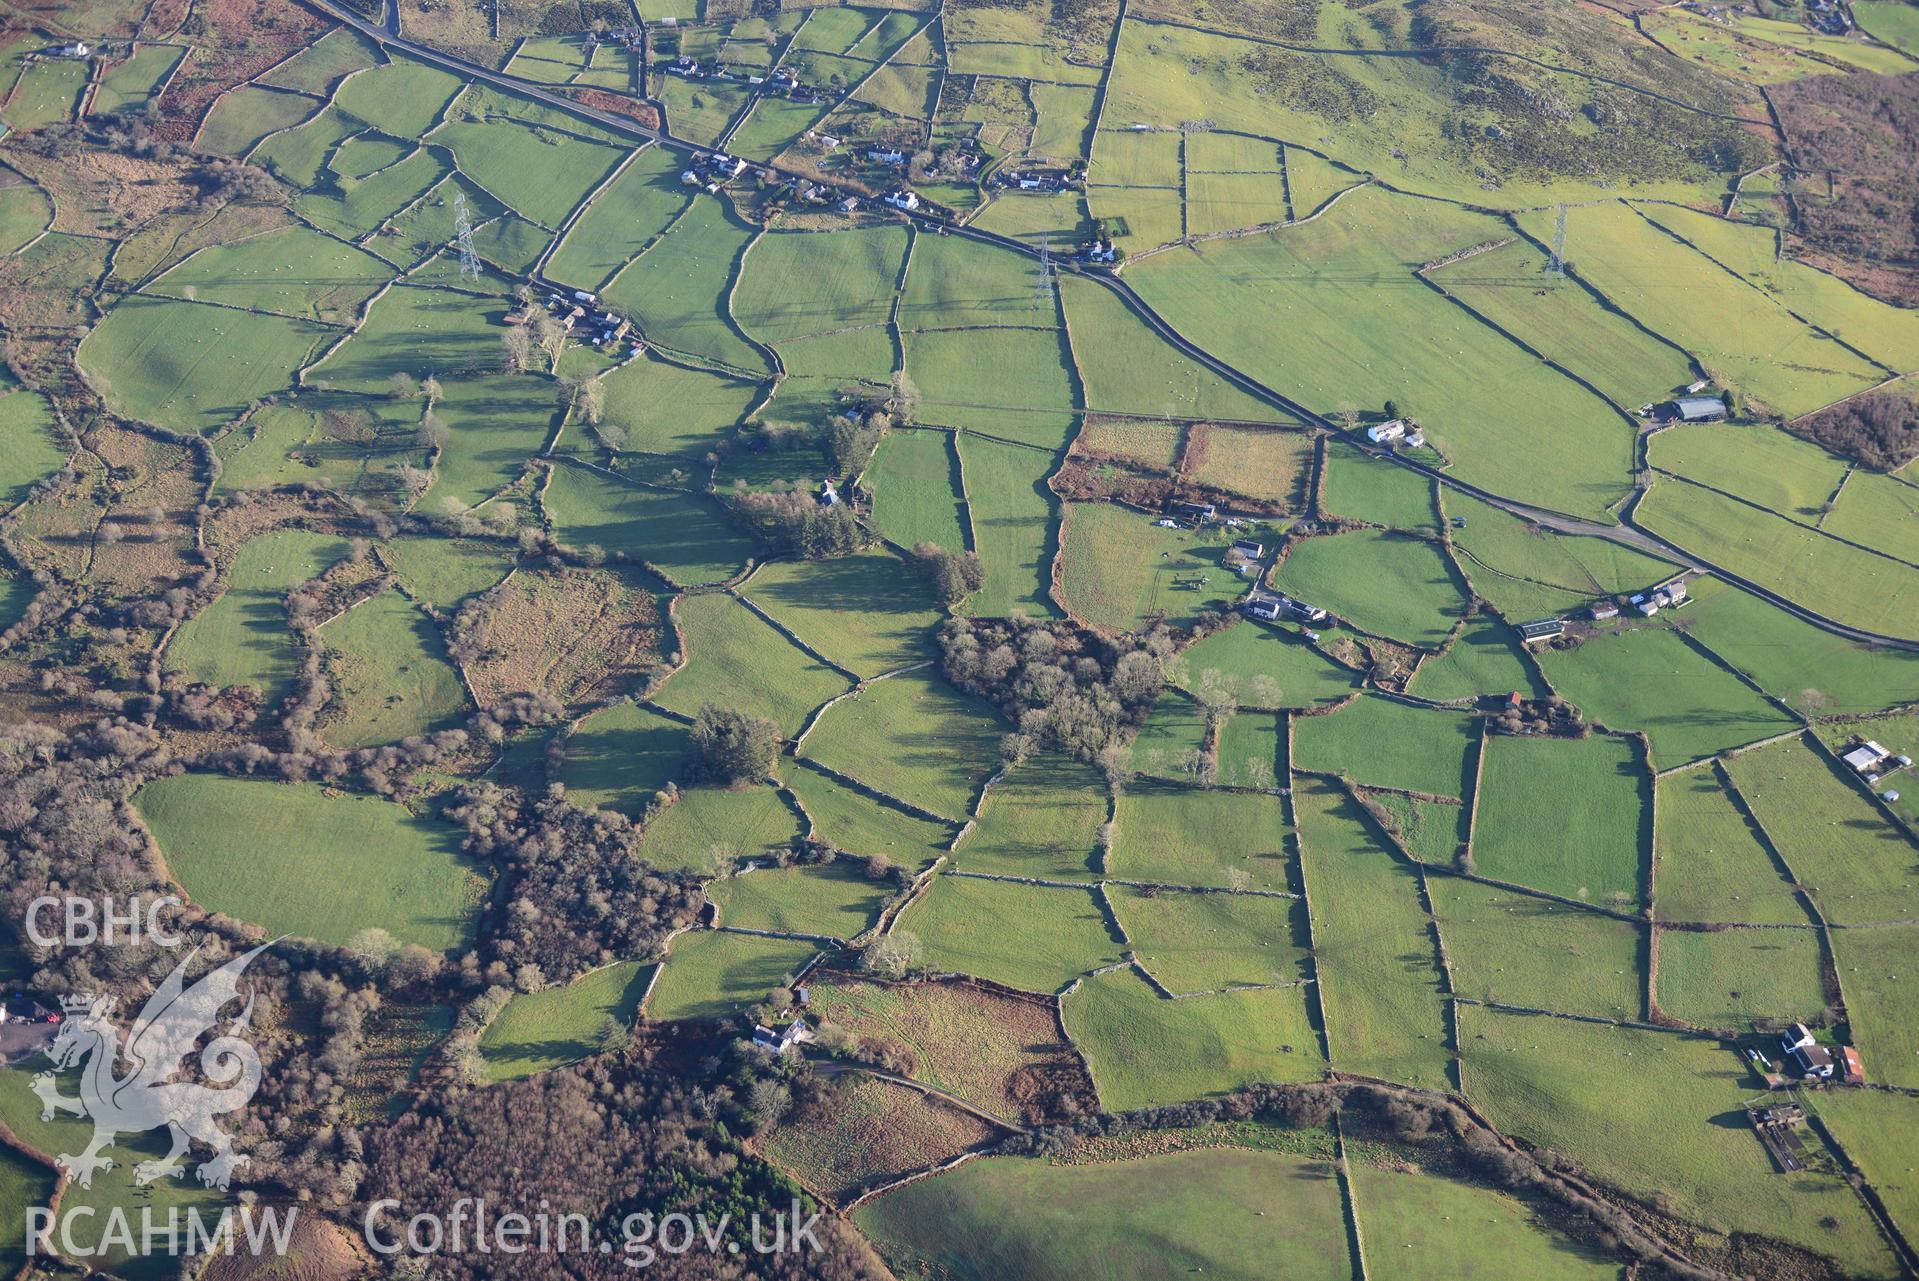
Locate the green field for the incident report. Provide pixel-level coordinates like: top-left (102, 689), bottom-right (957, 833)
top-left (1318, 440), bottom-right (1437, 531)
top-left (1110, 885), bottom-right (1309, 994)
top-left (1273, 529), bottom-right (1468, 648)
top-left (1215, 708), bottom-right (1283, 789)
top-left (1128, 186), bottom-right (1638, 519)
top-left (1350, 1157), bottom-right (1627, 1279)
top-left (1058, 502), bottom-right (1249, 630)
top-left (542, 463), bottom-right (753, 585)
top-left (546, 145), bottom-right (691, 291)
top-left (318, 587), bottom-right (469, 748)
top-left (788, 763), bottom-right (956, 869)
top-left (1677, 575), bottom-right (1919, 714)
top-left (559, 700), bottom-right (687, 815)
top-left (953, 433), bottom-right (1062, 617)
top-left (655, 591), bottom-right (849, 735)
top-left (646, 928), bottom-right (819, 1021)
top-left (1293, 694), bottom-right (1477, 799)
top-left (741, 550), bottom-right (941, 677)
top-left (377, 535), bottom-right (514, 607)
top-left (1537, 625), bottom-right (1796, 768)
top-left (1829, 924), bottom-right (1919, 1089)
top-left (1128, 688), bottom-right (1211, 781)
top-left (952, 754), bottom-right (1107, 881)
top-left (899, 876), bottom-right (1124, 993)
top-left (592, 350), bottom-right (758, 459)
top-left (1175, 621), bottom-right (1361, 710)
top-left (1059, 275), bottom-right (1287, 423)
top-left (603, 195), bottom-right (771, 374)
top-left (866, 429), bottom-right (969, 552)
top-left (1655, 926), bottom-right (1826, 1031)
top-left (1293, 778), bottom-right (1452, 1089)
top-left (1650, 422), bottom-right (1849, 523)
top-left (1723, 736), bottom-right (1919, 925)
top-left (479, 960), bottom-right (652, 1080)
top-left (1653, 766), bottom-right (1809, 926)
top-left (1471, 734), bottom-right (1646, 908)
top-left (1110, 783), bottom-right (1293, 893)
top-left (79, 295), bottom-right (334, 435)
top-left (1065, 966), bottom-right (1323, 1109)
top-left (1410, 614), bottom-right (1546, 702)
top-left (1430, 877), bottom-right (1643, 1021)
top-left (136, 774), bottom-right (486, 951)
top-left (0, 389), bottom-right (68, 507)
top-left (1460, 1006), bottom-right (1898, 1277)
top-left (168, 528), bottom-right (350, 702)
top-left (707, 859), bottom-right (890, 939)
top-left (856, 1146), bottom-right (1351, 1281)
top-left (1446, 489), bottom-right (1677, 621)
top-left (635, 781), bottom-right (802, 873)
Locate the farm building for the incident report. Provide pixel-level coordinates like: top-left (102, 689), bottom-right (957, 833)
top-left (1174, 501), bottom-right (1217, 523)
top-left (1366, 419), bottom-right (1406, 444)
top-left (1515, 618), bottom-right (1564, 643)
top-left (1243, 597), bottom-right (1282, 621)
top-left (1589, 602), bottom-right (1620, 621)
top-left (1230, 539), bottom-right (1264, 560)
top-left (752, 1019), bottom-right (814, 1055)
top-left (1839, 740), bottom-right (1909, 780)
top-left (1780, 1024), bottom-right (1836, 1080)
top-left (868, 147), bottom-right (906, 166)
top-left (884, 189), bottom-right (921, 211)
top-left (50, 40), bottom-right (91, 57)
top-left (1662, 395), bottom-right (1727, 423)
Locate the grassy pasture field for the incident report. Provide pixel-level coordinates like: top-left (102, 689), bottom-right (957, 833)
top-left (1471, 734), bottom-right (1646, 908)
top-left (1816, 1090), bottom-right (1919, 1247)
top-left (168, 528), bottom-right (349, 702)
top-left (304, 281), bottom-right (499, 391)
top-left (1521, 203), bottom-right (1883, 419)
top-left (1364, 790), bottom-right (1468, 865)
top-left (1292, 693), bottom-right (1476, 799)
top-left (906, 326), bottom-right (1079, 450)
top-left (1537, 625), bottom-right (1796, 768)
top-left (260, 27), bottom-right (380, 93)
top-left (298, 148), bottom-right (457, 241)
top-left (1186, 171), bottom-right (1288, 236)
top-left (478, 960), bottom-right (652, 1081)
top-left (1273, 529), bottom-right (1468, 648)
top-left (1110, 783), bottom-right (1293, 892)
top-left (788, 763), bottom-right (955, 869)
top-left (1127, 188), bottom-right (1638, 521)
top-left (855, 1146), bottom-right (1350, 1281)
top-left (137, 775), bottom-right (485, 952)
top-left (334, 58), bottom-right (464, 137)
top-left (1649, 423), bottom-right (1849, 522)
top-left (707, 860), bottom-right (890, 939)
top-left (604, 196), bottom-right (771, 374)
top-left (759, 1073), bottom-right (998, 1202)
top-left (144, 227), bottom-right (391, 325)
top-left (318, 588), bottom-right (469, 749)
top-left (78, 295), bottom-right (334, 435)
top-left (952, 754), bottom-right (1107, 881)
top-left (635, 781), bottom-right (802, 873)
top-left (742, 549), bottom-right (940, 676)
top-left (91, 44), bottom-right (183, 114)
top-left (1174, 621), bottom-right (1361, 709)
top-left (1635, 201), bottom-right (1919, 374)
top-left (0, 389), bottom-right (68, 507)
top-left (544, 145), bottom-right (692, 291)
top-left (1855, 0), bottom-right (1919, 49)
top-left (1215, 709), bottom-right (1282, 789)
top-left (376, 534), bottom-right (514, 607)
top-left (1065, 966), bottom-right (1324, 1109)
top-left (1724, 737), bottom-right (1919, 925)
top-left (655, 591), bottom-right (849, 735)
top-left (802, 972), bottom-right (1078, 1124)
top-left (1653, 766), bottom-right (1810, 926)
top-left (799, 666), bottom-right (1002, 821)
top-left (1654, 926), bottom-right (1827, 1031)
top-left (1087, 182), bottom-right (1183, 254)
top-left (952, 433), bottom-right (1062, 618)
top-left (733, 222), bottom-right (907, 344)
top-left (646, 928), bottom-right (819, 1021)
top-left (1293, 779), bottom-right (1452, 1090)
top-left (899, 876), bottom-right (1124, 993)
top-left (252, 103), bottom-right (361, 190)
top-left (1429, 878), bottom-right (1643, 1021)
top-left (898, 232), bottom-right (1057, 330)
top-left (1350, 1157), bottom-right (1628, 1279)
top-left (1127, 687), bottom-right (1211, 780)
top-left (1677, 575), bottom-right (1919, 714)
top-left (1110, 885), bottom-right (1310, 993)
top-left (1318, 439), bottom-right (1436, 531)
top-left (559, 700), bottom-right (686, 815)
top-left (1829, 925), bottom-right (1919, 1089)
top-left (1445, 490), bottom-right (1678, 621)
top-left (1430, 237), bottom-right (1696, 410)
top-left (1822, 469), bottom-right (1919, 569)
top-left (1089, 128), bottom-right (1181, 186)
top-left (866, 429), bottom-right (969, 552)
top-left (1410, 615), bottom-right (1546, 702)
top-left (1459, 1007), bottom-right (1898, 1277)
top-left (1057, 502), bottom-right (1248, 630)
top-left (0, 1139), bottom-right (52, 1278)
top-left (0, 181), bottom-right (49, 254)
top-left (427, 112), bottom-right (627, 229)
top-left (592, 350), bottom-right (758, 459)
top-left (542, 464), bottom-right (753, 585)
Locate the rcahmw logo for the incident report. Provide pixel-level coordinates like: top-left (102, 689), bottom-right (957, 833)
top-left (31, 941), bottom-right (270, 1190)
top-left (25, 894), bottom-right (183, 948)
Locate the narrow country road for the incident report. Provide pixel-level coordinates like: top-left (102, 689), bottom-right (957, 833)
top-left (293, 0), bottom-right (1919, 652)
